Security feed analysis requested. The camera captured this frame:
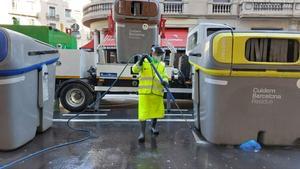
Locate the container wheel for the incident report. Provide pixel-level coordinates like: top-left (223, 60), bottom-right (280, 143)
top-left (60, 83), bottom-right (93, 112)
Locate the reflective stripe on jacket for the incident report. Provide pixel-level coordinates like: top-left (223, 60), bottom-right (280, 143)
top-left (132, 60), bottom-right (168, 97)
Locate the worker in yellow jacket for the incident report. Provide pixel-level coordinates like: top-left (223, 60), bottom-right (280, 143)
top-left (132, 46), bottom-right (169, 143)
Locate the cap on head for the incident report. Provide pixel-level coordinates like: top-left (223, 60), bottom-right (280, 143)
top-left (151, 46), bottom-right (165, 56)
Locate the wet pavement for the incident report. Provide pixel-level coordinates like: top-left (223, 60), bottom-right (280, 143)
top-left (1, 96), bottom-right (300, 169)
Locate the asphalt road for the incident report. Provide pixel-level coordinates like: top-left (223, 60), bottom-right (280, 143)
top-left (2, 95), bottom-right (300, 169)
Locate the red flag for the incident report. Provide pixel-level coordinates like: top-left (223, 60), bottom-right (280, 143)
top-left (107, 9), bottom-right (115, 36)
top-left (159, 18), bottom-right (166, 39)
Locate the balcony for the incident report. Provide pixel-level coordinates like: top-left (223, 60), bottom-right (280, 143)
top-left (82, 1), bottom-right (114, 27)
top-left (240, 0), bottom-right (300, 18)
top-left (212, 3), bottom-right (232, 14)
top-left (9, 9), bottom-right (39, 19)
top-left (207, 0), bottom-right (237, 16)
top-left (162, 1), bottom-right (184, 15)
top-left (46, 13), bottom-right (60, 21)
top-left (66, 17), bottom-right (76, 23)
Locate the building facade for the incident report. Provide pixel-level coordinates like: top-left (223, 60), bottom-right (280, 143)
top-left (39, 0), bottom-right (75, 31)
top-left (82, 0), bottom-right (300, 49)
top-left (0, 0), bottom-right (90, 47)
top-left (4, 0), bottom-right (41, 25)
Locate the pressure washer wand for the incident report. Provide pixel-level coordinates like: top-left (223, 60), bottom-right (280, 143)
top-left (145, 55), bottom-right (176, 102)
top-left (145, 55), bottom-right (193, 129)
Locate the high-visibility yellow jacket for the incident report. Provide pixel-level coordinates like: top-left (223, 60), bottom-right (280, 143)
top-left (132, 59), bottom-right (168, 121)
top-left (132, 60), bottom-right (168, 97)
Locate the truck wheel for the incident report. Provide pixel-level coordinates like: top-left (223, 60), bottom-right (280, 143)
top-left (60, 83), bottom-right (93, 112)
top-left (178, 55), bottom-right (191, 81)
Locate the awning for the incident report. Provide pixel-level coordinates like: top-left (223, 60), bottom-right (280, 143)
top-left (100, 29), bottom-right (188, 49)
top-left (80, 39), bottom-right (94, 49)
top-left (79, 36), bottom-right (116, 49)
top-left (101, 35), bottom-right (115, 48)
top-left (80, 28), bottom-right (188, 50)
top-left (160, 28), bottom-right (188, 49)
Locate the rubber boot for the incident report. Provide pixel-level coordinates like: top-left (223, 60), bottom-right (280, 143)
top-left (138, 121), bottom-right (146, 143)
top-left (150, 119), bottom-right (159, 135)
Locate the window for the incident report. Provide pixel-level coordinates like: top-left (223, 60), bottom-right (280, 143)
top-left (49, 23), bottom-right (56, 29)
top-left (27, 1), bottom-right (34, 11)
top-left (188, 32), bottom-right (198, 51)
top-left (29, 19), bottom-right (34, 25)
top-left (12, 17), bottom-right (20, 25)
top-left (245, 38), bottom-right (299, 62)
top-left (65, 9), bottom-right (71, 18)
top-left (49, 6), bottom-right (56, 16)
top-left (12, 0), bottom-right (17, 10)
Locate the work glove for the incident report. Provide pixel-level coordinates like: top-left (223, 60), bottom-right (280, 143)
top-left (138, 55), bottom-right (147, 66)
top-left (143, 54), bottom-right (153, 63)
top-left (161, 80), bottom-right (169, 87)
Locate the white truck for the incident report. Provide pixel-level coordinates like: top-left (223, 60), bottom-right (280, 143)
top-left (55, 0), bottom-right (192, 112)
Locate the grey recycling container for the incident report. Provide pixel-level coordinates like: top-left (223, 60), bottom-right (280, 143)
top-left (113, 0), bottom-right (160, 63)
top-left (0, 28), bottom-right (59, 150)
top-left (189, 30), bottom-right (300, 145)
